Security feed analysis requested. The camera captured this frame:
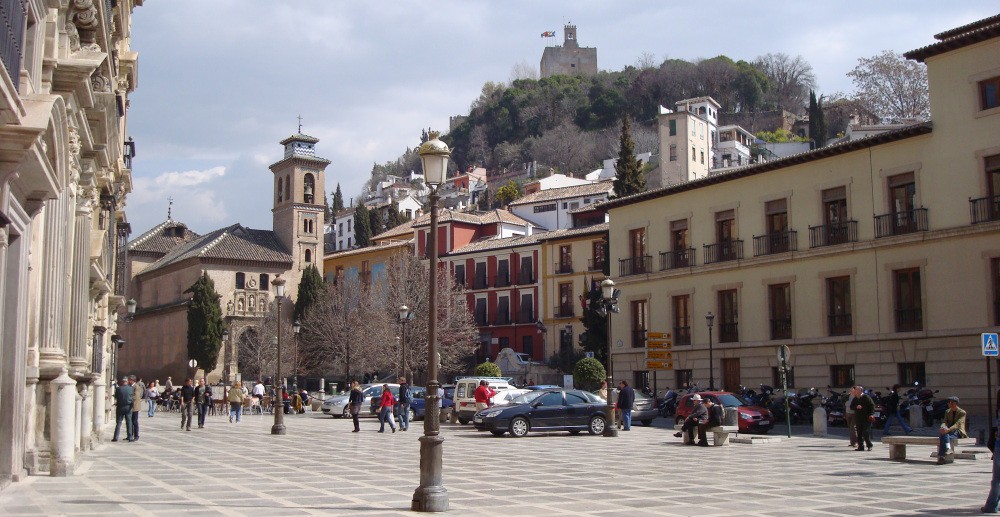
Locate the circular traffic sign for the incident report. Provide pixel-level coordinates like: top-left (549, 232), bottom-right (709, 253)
top-left (777, 344), bottom-right (790, 362)
top-left (188, 359), bottom-right (198, 368)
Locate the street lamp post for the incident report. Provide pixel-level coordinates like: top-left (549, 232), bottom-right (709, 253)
top-left (271, 275), bottom-right (287, 435)
top-left (706, 312), bottom-right (715, 390)
top-left (600, 278), bottom-right (619, 438)
top-left (292, 319), bottom-right (301, 389)
top-left (221, 328), bottom-right (230, 383)
top-left (412, 131), bottom-right (450, 513)
top-left (398, 304), bottom-right (413, 381)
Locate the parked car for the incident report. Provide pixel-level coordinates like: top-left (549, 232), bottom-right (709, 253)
top-left (674, 391), bottom-right (773, 434)
top-left (473, 389), bottom-right (609, 437)
top-left (322, 384), bottom-right (382, 418)
top-left (524, 385), bottom-right (561, 391)
top-left (453, 377), bottom-right (516, 424)
top-left (367, 383), bottom-right (402, 416)
top-left (492, 388), bottom-right (531, 406)
top-left (594, 388), bottom-right (658, 426)
top-left (410, 387), bottom-right (455, 421)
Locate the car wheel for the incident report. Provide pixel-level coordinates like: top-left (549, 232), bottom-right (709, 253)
top-left (509, 417), bottom-right (530, 437)
top-left (641, 419), bottom-right (652, 427)
top-left (341, 407), bottom-right (350, 418)
top-left (589, 415), bottom-right (607, 435)
top-left (408, 408), bottom-right (416, 423)
top-left (490, 430), bottom-right (505, 437)
top-left (458, 417), bottom-right (470, 425)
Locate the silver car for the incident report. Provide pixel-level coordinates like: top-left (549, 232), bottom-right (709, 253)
top-left (322, 384), bottom-right (379, 418)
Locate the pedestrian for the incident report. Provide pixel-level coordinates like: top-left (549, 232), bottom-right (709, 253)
top-left (618, 381), bottom-right (635, 431)
top-left (697, 397), bottom-right (725, 446)
top-left (397, 377), bottom-right (412, 431)
top-left (378, 384), bottom-right (396, 433)
top-left (252, 379), bottom-right (265, 404)
top-left (112, 376), bottom-right (134, 442)
top-left (130, 376), bottom-right (144, 440)
top-left (937, 396), bottom-right (967, 465)
top-left (845, 388), bottom-right (857, 448)
top-left (473, 380), bottom-right (494, 412)
top-left (597, 381), bottom-right (608, 401)
top-left (882, 384), bottom-right (913, 435)
top-left (194, 379), bottom-right (212, 428)
top-left (853, 385), bottom-right (875, 451)
top-left (349, 381), bottom-right (363, 432)
top-left (146, 381), bottom-right (157, 417)
top-left (674, 394), bottom-right (707, 444)
top-left (164, 376), bottom-right (173, 394)
top-left (228, 381), bottom-right (245, 423)
top-left (179, 379), bottom-right (195, 431)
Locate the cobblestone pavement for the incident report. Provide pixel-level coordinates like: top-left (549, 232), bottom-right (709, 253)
top-left (0, 409), bottom-right (993, 516)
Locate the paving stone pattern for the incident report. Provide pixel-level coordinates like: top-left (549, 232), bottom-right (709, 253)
top-left (0, 411), bottom-right (993, 516)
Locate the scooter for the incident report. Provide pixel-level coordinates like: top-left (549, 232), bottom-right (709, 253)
top-left (658, 388), bottom-right (678, 418)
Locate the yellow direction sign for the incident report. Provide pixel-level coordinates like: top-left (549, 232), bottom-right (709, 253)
top-left (647, 341), bottom-right (672, 349)
top-left (646, 359), bottom-right (674, 370)
top-left (647, 332), bottom-right (665, 339)
top-left (646, 350), bottom-right (673, 360)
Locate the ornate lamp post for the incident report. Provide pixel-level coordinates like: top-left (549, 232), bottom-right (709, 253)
top-left (292, 318), bottom-right (301, 388)
top-left (412, 131), bottom-right (450, 512)
top-left (706, 312), bottom-right (715, 390)
top-left (221, 327), bottom-right (230, 383)
top-left (600, 278), bottom-right (620, 438)
top-left (271, 275), bottom-right (287, 435)
top-left (398, 304), bottom-right (413, 381)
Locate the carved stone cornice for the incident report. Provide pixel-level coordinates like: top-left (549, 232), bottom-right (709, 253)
top-left (70, 0), bottom-right (101, 51)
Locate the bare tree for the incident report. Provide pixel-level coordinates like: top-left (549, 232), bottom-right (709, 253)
top-left (847, 50), bottom-right (929, 122)
top-left (754, 53), bottom-right (817, 113)
top-left (509, 59), bottom-right (539, 82)
top-left (524, 121), bottom-right (602, 175)
top-left (236, 303), bottom-right (293, 384)
top-left (635, 51), bottom-right (658, 70)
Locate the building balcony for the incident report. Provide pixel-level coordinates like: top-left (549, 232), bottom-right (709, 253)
top-left (472, 276), bottom-right (488, 290)
top-left (618, 256), bottom-right (651, 277)
top-left (770, 318), bottom-right (792, 340)
top-left (554, 262), bottom-right (574, 275)
top-left (588, 258), bottom-right (605, 272)
top-left (828, 313), bottom-right (852, 336)
top-left (894, 307), bottom-right (923, 332)
top-left (875, 208), bottom-right (928, 238)
top-left (553, 305), bottom-right (574, 319)
top-left (674, 326), bottom-right (691, 346)
top-left (809, 221), bottom-right (858, 248)
top-left (660, 248), bottom-right (694, 270)
top-left (753, 230), bottom-right (797, 256)
top-left (970, 196), bottom-right (1000, 224)
top-left (718, 322), bottom-right (739, 343)
top-left (703, 240), bottom-right (743, 264)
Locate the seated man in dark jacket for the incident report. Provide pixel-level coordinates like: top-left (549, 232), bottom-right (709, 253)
top-left (674, 394), bottom-right (708, 444)
top-left (697, 398), bottom-right (725, 446)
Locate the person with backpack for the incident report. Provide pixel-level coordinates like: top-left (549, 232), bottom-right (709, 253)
top-left (397, 377), bottom-right (412, 431)
top-left (378, 384), bottom-right (396, 433)
top-left (882, 384), bottom-right (913, 435)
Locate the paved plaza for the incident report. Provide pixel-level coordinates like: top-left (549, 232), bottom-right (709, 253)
top-left (0, 409), bottom-right (994, 516)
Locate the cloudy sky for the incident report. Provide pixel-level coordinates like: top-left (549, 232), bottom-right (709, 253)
top-left (125, 1), bottom-right (995, 235)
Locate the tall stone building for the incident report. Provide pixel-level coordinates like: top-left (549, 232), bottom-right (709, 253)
top-left (0, 0), bottom-right (143, 486)
top-left (121, 134), bottom-right (328, 385)
top-left (540, 25), bottom-right (597, 79)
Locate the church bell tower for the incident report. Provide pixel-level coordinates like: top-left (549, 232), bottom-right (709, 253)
top-left (269, 133), bottom-right (329, 280)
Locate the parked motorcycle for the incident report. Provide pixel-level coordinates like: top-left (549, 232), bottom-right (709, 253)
top-left (658, 387), bottom-right (678, 418)
top-left (824, 387), bottom-right (848, 427)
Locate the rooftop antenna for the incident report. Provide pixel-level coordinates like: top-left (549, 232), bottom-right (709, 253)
top-left (297, 114), bottom-right (303, 134)
top-left (167, 197), bottom-right (173, 220)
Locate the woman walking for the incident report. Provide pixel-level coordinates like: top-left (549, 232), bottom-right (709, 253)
top-left (349, 381), bottom-right (363, 432)
top-left (228, 381), bottom-right (245, 423)
top-left (146, 382), bottom-right (158, 417)
top-left (378, 384), bottom-right (396, 433)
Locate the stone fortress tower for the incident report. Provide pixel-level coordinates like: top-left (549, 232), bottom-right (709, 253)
top-left (540, 24), bottom-right (598, 78)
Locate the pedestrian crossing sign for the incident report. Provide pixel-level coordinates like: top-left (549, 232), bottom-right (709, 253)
top-left (984, 333), bottom-right (999, 357)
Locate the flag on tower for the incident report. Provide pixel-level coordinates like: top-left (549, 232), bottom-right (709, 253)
top-left (541, 31), bottom-right (556, 38)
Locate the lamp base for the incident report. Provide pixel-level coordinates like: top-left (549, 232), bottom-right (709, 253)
top-left (270, 424), bottom-right (286, 435)
top-left (603, 428), bottom-right (619, 437)
top-left (411, 434), bottom-right (448, 512)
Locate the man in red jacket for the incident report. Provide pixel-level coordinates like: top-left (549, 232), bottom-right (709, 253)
top-left (473, 380), bottom-right (495, 412)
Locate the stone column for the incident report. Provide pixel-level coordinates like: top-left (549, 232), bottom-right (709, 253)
top-left (37, 195), bottom-right (69, 368)
top-left (92, 377), bottom-right (105, 443)
top-left (22, 376), bottom-right (39, 475)
top-left (68, 196), bottom-right (92, 369)
top-left (73, 388), bottom-right (82, 453)
top-left (79, 384), bottom-right (92, 451)
top-left (49, 368), bottom-right (77, 476)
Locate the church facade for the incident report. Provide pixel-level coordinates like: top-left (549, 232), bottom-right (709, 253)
top-left (120, 134), bottom-right (327, 385)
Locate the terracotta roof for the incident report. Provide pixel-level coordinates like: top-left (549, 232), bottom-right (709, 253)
top-left (411, 208), bottom-right (533, 228)
top-left (140, 224), bottom-right (292, 276)
top-left (905, 15), bottom-right (1000, 62)
top-left (128, 219), bottom-right (200, 255)
top-left (323, 240), bottom-right (412, 260)
top-left (507, 181), bottom-right (614, 207)
top-left (373, 219), bottom-right (415, 241)
top-left (595, 122), bottom-right (933, 212)
top-left (447, 233), bottom-right (544, 256)
top-left (534, 222), bottom-right (608, 242)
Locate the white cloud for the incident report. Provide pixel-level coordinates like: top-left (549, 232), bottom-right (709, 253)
top-left (151, 166), bottom-right (226, 189)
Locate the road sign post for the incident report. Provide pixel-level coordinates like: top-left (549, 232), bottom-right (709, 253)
top-left (778, 345), bottom-right (791, 438)
top-left (984, 333), bottom-right (998, 441)
top-left (645, 332), bottom-right (673, 371)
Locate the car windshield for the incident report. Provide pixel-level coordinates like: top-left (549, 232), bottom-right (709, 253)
top-left (716, 393), bottom-right (748, 407)
top-left (509, 391), bottom-right (546, 405)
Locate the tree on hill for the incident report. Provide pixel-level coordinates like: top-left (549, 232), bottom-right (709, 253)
top-left (754, 53), bottom-right (816, 113)
top-left (612, 117), bottom-right (645, 198)
top-left (847, 50), bottom-right (929, 122)
top-left (332, 183), bottom-right (345, 212)
top-left (808, 90), bottom-right (828, 148)
top-left (184, 273), bottom-right (225, 377)
top-left (385, 201), bottom-right (402, 230)
top-left (354, 204), bottom-right (371, 248)
top-left (495, 180), bottom-right (521, 207)
top-left (368, 206), bottom-right (385, 238)
top-left (294, 264), bottom-right (325, 323)
top-left (755, 128), bottom-right (808, 143)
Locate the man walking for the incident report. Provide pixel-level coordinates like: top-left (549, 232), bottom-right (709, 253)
top-left (130, 375), bottom-right (144, 441)
top-left (180, 379), bottom-right (195, 431)
top-left (853, 386), bottom-right (875, 451)
top-left (397, 377), bottom-right (412, 431)
top-left (195, 379), bottom-right (212, 428)
top-left (112, 376), bottom-right (134, 442)
top-left (937, 396), bottom-right (967, 465)
top-left (618, 381), bottom-right (635, 431)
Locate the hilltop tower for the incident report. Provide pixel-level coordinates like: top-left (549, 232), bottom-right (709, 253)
top-left (540, 24), bottom-right (598, 78)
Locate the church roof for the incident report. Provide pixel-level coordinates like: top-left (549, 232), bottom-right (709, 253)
top-left (139, 224), bottom-right (293, 276)
top-left (127, 219), bottom-right (200, 256)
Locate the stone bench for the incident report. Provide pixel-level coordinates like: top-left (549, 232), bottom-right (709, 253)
top-left (881, 435), bottom-right (973, 461)
top-left (674, 407), bottom-right (739, 446)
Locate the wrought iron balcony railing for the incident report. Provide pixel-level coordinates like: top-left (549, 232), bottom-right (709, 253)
top-left (875, 208), bottom-right (928, 238)
top-left (660, 248), bottom-right (694, 270)
top-left (618, 256), bottom-right (652, 276)
top-left (753, 230), bottom-right (797, 256)
top-left (703, 240), bottom-right (743, 264)
top-left (809, 221), bottom-right (858, 248)
top-left (970, 196), bottom-right (1000, 224)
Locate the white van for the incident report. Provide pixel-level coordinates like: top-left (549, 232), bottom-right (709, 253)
top-left (453, 377), bottom-right (515, 424)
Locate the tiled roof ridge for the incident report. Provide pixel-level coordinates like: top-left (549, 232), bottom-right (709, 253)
top-left (128, 219), bottom-right (191, 249)
top-left (507, 180), bottom-right (613, 206)
top-left (905, 15), bottom-right (1000, 62)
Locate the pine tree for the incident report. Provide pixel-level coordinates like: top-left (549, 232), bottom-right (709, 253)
top-left (577, 277), bottom-right (608, 366)
top-left (612, 116), bottom-right (645, 198)
top-left (385, 201), bottom-right (401, 230)
top-left (808, 90), bottom-right (828, 149)
top-left (294, 265), bottom-right (325, 322)
top-left (354, 204), bottom-right (371, 247)
top-left (368, 206), bottom-right (385, 238)
top-left (332, 183), bottom-right (345, 212)
top-left (323, 192), bottom-right (331, 220)
top-left (184, 273), bottom-right (225, 375)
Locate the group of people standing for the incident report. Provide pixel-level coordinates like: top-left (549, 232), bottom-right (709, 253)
top-left (112, 375), bottom-right (148, 442)
top-left (346, 377), bottom-right (415, 433)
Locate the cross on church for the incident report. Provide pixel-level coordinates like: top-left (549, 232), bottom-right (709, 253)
top-left (167, 197), bottom-right (173, 219)
top-left (297, 114), bottom-right (303, 134)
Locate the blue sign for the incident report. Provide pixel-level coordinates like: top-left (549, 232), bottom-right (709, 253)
top-left (585, 351), bottom-right (595, 358)
top-left (984, 333), bottom-right (999, 357)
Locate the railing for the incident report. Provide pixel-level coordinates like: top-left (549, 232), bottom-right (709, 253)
top-left (0, 0), bottom-right (26, 87)
top-left (753, 230), bottom-right (797, 256)
top-left (970, 196), bottom-right (1000, 224)
top-left (673, 326), bottom-right (691, 346)
top-left (472, 275), bottom-right (487, 290)
top-left (631, 329), bottom-right (646, 348)
top-left (703, 240), bottom-right (743, 264)
top-left (494, 274), bottom-right (509, 288)
top-left (659, 248), bottom-right (694, 270)
top-left (770, 318), bottom-right (792, 340)
top-left (554, 262), bottom-right (573, 275)
top-left (553, 305), bottom-right (574, 318)
top-left (588, 258), bottom-right (605, 272)
top-left (516, 309), bottom-right (534, 324)
top-left (809, 221), bottom-right (857, 248)
top-left (719, 322), bottom-right (739, 343)
top-left (828, 314), bottom-right (852, 336)
top-left (618, 255), bottom-right (651, 277)
top-left (875, 208), bottom-right (928, 238)
top-left (895, 308), bottom-right (923, 332)
top-left (113, 223), bottom-right (130, 296)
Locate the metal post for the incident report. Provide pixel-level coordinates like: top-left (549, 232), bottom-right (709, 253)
top-left (412, 185), bottom-right (448, 512)
top-left (293, 332), bottom-right (298, 389)
top-left (603, 305), bottom-right (617, 437)
top-left (988, 358), bottom-right (994, 442)
top-left (271, 292), bottom-right (285, 435)
top-left (706, 313), bottom-right (715, 391)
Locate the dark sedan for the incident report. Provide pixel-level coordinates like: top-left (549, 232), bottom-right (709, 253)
top-left (473, 389), bottom-right (610, 437)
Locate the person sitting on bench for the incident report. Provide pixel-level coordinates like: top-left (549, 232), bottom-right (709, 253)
top-left (674, 394), bottom-right (707, 444)
top-left (938, 396), bottom-right (967, 465)
top-left (697, 398), bottom-right (725, 446)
